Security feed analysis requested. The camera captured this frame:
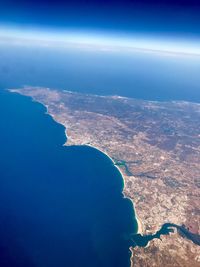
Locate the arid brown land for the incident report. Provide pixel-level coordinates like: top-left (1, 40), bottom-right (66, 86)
top-left (10, 87), bottom-right (200, 267)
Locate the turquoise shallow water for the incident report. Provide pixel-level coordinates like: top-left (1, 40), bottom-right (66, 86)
top-left (0, 90), bottom-right (138, 267)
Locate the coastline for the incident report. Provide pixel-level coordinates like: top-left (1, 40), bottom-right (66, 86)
top-left (37, 98), bottom-right (143, 264)
top-left (8, 88), bottom-right (142, 232)
top-left (82, 143), bottom-right (143, 234)
top-left (9, 88), bottom-right (142, 266)
top-left (64, 126), bottom-right (143, 233)
top-left (64, 141), bottom-right (143, 267)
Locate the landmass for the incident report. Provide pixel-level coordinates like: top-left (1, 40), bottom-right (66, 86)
top-left (9, 87), bottom-right (200, 267)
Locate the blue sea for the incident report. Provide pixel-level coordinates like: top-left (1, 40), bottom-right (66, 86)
top-left (0, 44), bottom-right (200, 102)
top-left (0, 44), bottom-right (200, 266)
top-left (0, 91), bottom-right (137, 267)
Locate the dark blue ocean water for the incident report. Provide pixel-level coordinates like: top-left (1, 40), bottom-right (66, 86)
top-left (0, 91), bottom-right (137, 267)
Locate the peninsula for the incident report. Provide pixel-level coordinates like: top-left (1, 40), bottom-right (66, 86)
top-left (10, 87), bottom-right (200, 267)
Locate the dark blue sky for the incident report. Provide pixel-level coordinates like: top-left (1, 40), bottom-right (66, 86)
top-left (1, 0), bottom-right (200, 39)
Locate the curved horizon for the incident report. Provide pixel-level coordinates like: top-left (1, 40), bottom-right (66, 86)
top-left (0, 25), bottom-right (200, 56)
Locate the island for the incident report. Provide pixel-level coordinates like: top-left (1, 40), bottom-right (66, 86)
top-left (10, 86), bottom-right (200, 267)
